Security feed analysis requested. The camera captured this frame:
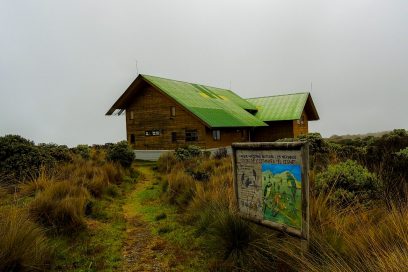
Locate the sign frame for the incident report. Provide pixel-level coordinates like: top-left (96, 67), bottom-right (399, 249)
top-left (231, 142), bottom-right (309, 240)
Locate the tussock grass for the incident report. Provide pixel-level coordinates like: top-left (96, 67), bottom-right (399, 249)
top-left (157, 151), bottom-right (177, 174)
top-left (0, 207), bottom-right (52, 271)
top-left (29, 181), bottom-right (90, 231)
top-left (158, 152), bottom-right (408, 272)
top-left (19, 168), bottom-right (54, 196)
top-left (55, 159), bottom-right (126, 198)
top-left (167, 169), bottom-right (196, 207)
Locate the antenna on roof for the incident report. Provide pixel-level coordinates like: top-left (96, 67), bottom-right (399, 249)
top-left (135, 60), bottom-right (139, 76)
top-left (310, 81), bottom-right (313, 92)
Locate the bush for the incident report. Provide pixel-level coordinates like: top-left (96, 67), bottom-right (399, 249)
top-left (315, 160), bottom-right (380, 204)
top-left (71, 144), bottom-right (91, 160)
top-left (0, 207), bottom-right (52, 271)
top-left (0, 135), bottom-right (56, 183)
top-left (106, 141), bottom-right (134, 168)
top-left (29, 181), bottom-right (90, 231)
top-left (396, 147), bottom-right (408, 157)
top-left (174, 145), bottom-right (202, 161)
top-left (38, 143), bottom-right (72, 163)
top-left (277, 133), bottom-right (330, 171)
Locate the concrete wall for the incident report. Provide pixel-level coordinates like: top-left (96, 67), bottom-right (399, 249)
top-left (134, 146), bottom-right (232, 161)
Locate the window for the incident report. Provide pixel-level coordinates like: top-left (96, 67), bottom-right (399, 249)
top-left (297, 114), bottom-right (306, 126)
top-left (171, 132), bottom-right (177, 142)
top-left (170, 106), bottom-right (176, 117)
top-left (212, 130), bottom-right (220, 140)
top-left (130, 111), bottom-right (134, 120)
top-left (185, 129), bottom-right (198, 141)
top-left (145, 130), bottom-right (161, 136)
top-left (130, 134), bottom-right (135, 144)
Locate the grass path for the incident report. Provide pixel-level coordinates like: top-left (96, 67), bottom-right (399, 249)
top-left (121, 166), bottom-right (171, 271)
top-left (121, 164), bottom-right (208, 272)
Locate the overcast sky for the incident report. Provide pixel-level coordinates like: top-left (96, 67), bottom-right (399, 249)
top-left (1, 0), bottom-right (407, 146)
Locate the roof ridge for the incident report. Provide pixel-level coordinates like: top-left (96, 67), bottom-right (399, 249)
top-left (141, 74), bottom-right (231, 92)
top-left (246, 92), bottom-right (310, 100)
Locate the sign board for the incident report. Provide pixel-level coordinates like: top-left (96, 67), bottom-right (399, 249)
top-left (232, 142), bottom-right (309, 240)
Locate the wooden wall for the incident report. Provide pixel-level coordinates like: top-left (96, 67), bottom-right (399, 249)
top-left (293, 112), bottom-right (309, 137)
top-left (125, 82), bottom-right (309, 149)
top-left (126, 84), bottom-right (250, 150)
top-left (126, 84), bottom-right (207, 150)
top-left (252, 121), bottom-right (294, 142)
top-left (204, 127), bottom-right (250, 149)
top-left (252, 111), bottom-right (309, 142)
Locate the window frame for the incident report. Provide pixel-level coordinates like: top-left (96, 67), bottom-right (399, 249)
top-left (170, 106), bottom-right (176, 117)
top-left (185, 129), bottom-right (198, 142)
top-left (212, 129), bottom-right (221, 141)
top-left (145, 130), bottom-right (161, 136)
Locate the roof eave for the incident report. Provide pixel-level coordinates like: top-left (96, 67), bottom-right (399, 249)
top-left (105, 75), bottom-right (145, 115)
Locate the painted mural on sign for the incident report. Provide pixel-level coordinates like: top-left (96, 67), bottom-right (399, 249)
top-left (262, 163), bottom-right (302, 229)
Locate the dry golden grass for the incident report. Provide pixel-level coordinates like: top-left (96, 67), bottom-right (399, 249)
top-left (19, 168), bottom-right (54, 197)
top-left (54, 158), bottom-right (125, 198)
top-left (157, 151), bottom-right (177, 174)
top-left (29, 180), bottom-right (90, 230)
top-left (159, 154), bottom-right (408, 272)
top-left (0, 207), bottom-right (52, 271)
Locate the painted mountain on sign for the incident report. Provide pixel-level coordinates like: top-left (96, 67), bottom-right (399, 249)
top-left (262, 164), bottom-right (302, 229)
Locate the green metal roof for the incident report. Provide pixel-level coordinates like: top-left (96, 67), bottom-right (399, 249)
top-left (141, 75), bottom-right (266, 128)
top-left (247, 93), bottom-right (310, 121)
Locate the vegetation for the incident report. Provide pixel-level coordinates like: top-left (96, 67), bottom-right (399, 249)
top-left (0, 136), bottom-right (137, 271)
top-left (106, 141), bottom-right (135, 168)
top-left (155, 130), bottom-right (408, 271)
top-left (1, 130), bottom-right (407, 271)
top-left (0, 208), bottom-right (52, 272)
top-left (315, 160), bottom-right (380, 204)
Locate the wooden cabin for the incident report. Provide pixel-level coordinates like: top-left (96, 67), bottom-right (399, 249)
top-left (106, 75), bottom-right (319, 151)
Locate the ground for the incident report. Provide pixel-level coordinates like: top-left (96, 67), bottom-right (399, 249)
top-left (120, 163), bottom-right (208, 272)
top-left (52, 162), bottom-right (208, 271)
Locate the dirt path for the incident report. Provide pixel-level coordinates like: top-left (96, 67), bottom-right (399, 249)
top-left (121, 166), bottom-right (172, 272)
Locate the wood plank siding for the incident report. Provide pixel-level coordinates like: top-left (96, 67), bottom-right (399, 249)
top-left (126, 84), bottom-right (206, 150)
top-left (252, 111), bottom-right (309, 142)
top-left (204, 127), bottom-right (250, 149)
top-left (125, 83), bottom-right (252, 150)
top-left (293, 112), bottom-right (309, 137)
top-left (107, 75), bottom-right (319, 151)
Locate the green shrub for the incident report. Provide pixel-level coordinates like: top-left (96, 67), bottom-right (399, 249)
top-left (0, 207), bottom-right (52, 271)
top-left (71, 144), bottom-right (91, 160)
top-left (277, 133), bottom-right (330, 171)
top-left (315, 160), bottom-right (380, 204)
top-left (174, 145), bottom-right (202, 161)
top-left (38, 143), bottom-right (72, 163)
top-left (106, 141), bottom-right (135, 168)
top-left (396, 147), bottom-right (408, 158)
top-left (0, 135), bottom-right (56, 183)
top-left (29, 181), bottom-right (90, 231)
